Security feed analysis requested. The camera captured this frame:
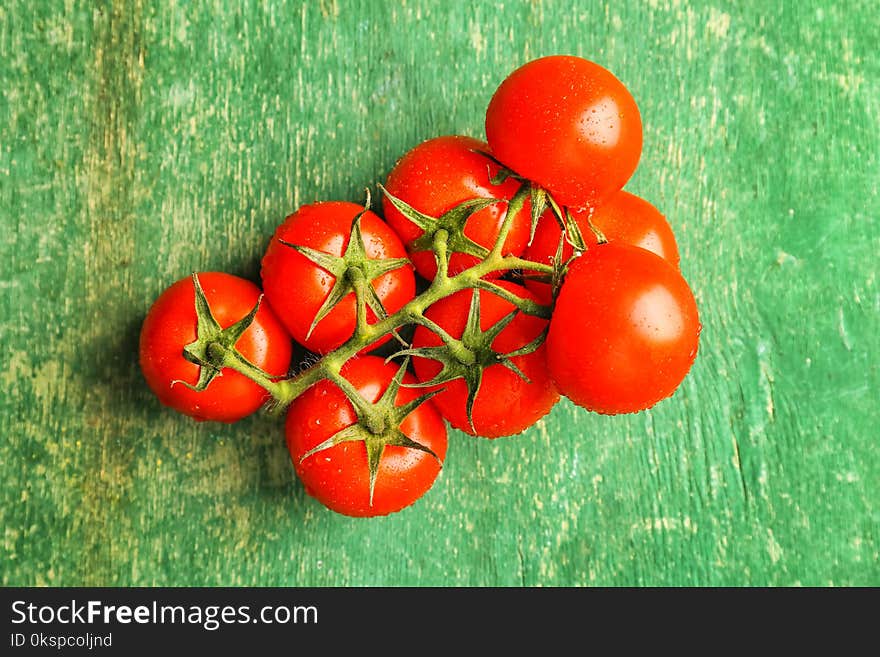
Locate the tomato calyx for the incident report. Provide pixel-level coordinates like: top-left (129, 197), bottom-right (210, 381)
top-left (300, 358), bottom-right (442, 506)
top-left (379, 183), bottom-right (500, 263)
top-left (472, 148), bottom-right (604, 260)
top-left (172, 273), bottom-right (269, 392)
top-left (473, 148), bottom-right (528, 186)
top-left (548, 232), bottom-right (573, 300)
top-left (475, 149), bottom-right (560, 248)
top-left (391, 289), bottom-right (546, 432)
top-left (519, 202), bottom-right (597, 303)
top-left (279, 207), bottom-right (410, 341)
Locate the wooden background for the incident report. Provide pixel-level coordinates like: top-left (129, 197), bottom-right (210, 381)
top-left (2, 0), bottom-right (877, 586)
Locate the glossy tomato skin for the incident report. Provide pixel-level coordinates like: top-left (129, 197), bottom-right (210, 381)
top-left (260, 201), bottom-right (415, 354)
top-left (546, 243), bottom-right (700, 414)
top-left (524, 190), bottom-right (680, 304)
top-left (382, 135), bottom-right (531, 279)
top-left (411, 281), bottom-right (559, 438)
top-left (139, 272), bottom-right (292, 423)
top-left (486, 55), bottom-right (642, 209)
top-left (285, 356), bottom-right (448, 517)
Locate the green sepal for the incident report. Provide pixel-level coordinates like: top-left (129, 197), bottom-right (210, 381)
top-left (391, 290), bottom-right (537, 433)
top-left (541, 190), bottom-right (586, 252)
top-left (498, 358), bottom-right (530, 384)
top-left (173, 273), bottom-right (266, 392)
top-left (281, 243), bottom-right (344, 277)
top-left (496, 325), bottom-right (549, 384)
top-left (280, 210), bottom-right (410, 340)
top-left (467, 151), bottom-right (553, 249)
top-left (528, 185), bottom-right (549, 246)
top-left (586, 213), bottom-right (608, 244)
top-left (299, 358), bottom-right (442, 506)
top-left (392, 344), bottom-right (484, 435)
top-left (470, 149), bottom-right (526, 185)
top-left (548, 232), bottom-right (570, 301)
top-left (466, 150), bottom-right (563, 251)
top-left (472, 278), bottom-right (552, 319)
top-left (541, 228), bottom-right (589, 303)
top-left (488, 168), bottom-right (514, 186)
top-left (379, 184), bottom-right (498, 261)
top-left (299, 423), bottom-right (366, 463)
top-left (391, 345), bottom-right (476, 389)
top-left (563, 207), bottom-right (587, 252)
top-left (179, 359), bottom-right (221, 393)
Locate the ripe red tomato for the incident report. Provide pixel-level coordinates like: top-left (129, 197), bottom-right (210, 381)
top-left (485, 55), bottom-right (643, 209)
top-left (524, 190), bottom-right (680, 304)
top-left (382, 135), bottom-right (532, 279)
top-left (260, 201), bottom-right (415, 354)
top-left (410, 281), bottom-right (559, 438)
top-left (285, 356), bottom-right (448, 517)
top-left (139, 272), bottom-right (292, 423)
top-left (546, 243), bottom-right (700, 414)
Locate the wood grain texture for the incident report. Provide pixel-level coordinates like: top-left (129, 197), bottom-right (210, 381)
top-left (1, 0), bottom-right (877, 586)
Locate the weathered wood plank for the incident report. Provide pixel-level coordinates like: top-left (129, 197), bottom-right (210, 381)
top-left (1, 0), bottom-right (877, 586)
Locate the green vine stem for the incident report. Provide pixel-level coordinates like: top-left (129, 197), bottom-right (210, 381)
top-left (216, 185), bottom-right (557, 413)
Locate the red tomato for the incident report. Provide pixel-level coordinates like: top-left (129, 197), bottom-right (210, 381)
top-left (485, 55), bottom-right (643, 209)
top-left (139, 272), bottom-right (292, 423)
top-left (382, 135), bottom-right (532, 279)
top-left (410, 281), bottom-right (559, 438)
top-left (524, 190), bottom-right (680, 304)
top-left (546, 243), bottom-right (700, 414)
top-left (286, 356), bottom-right (448, 517)
top-left (260, 201), bottom-right (415, 354)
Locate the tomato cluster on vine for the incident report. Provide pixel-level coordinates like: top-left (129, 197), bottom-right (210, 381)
top-left (139, 56), bottom-right (701, 517)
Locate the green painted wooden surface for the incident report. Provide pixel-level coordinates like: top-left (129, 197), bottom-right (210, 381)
top-left (2, 0), bottom-right (877, 587)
